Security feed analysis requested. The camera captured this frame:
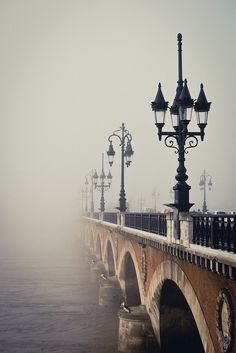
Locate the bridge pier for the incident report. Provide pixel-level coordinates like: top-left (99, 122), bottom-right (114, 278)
top-left (89, 259), bottom-right (105, 283)
top-left (99, 276), bottom-right (123, 306)
top-left (118, 305), bottom-right (158, 353)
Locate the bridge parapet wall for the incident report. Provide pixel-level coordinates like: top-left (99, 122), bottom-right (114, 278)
top-left (83, 215), bottom-right (236, 279)
top-left (86, 211), bottom-right (236, 255)
top-left (83, 214), bottom-right (236, 353)
top-left (82, 216), bottom-right (236, 353)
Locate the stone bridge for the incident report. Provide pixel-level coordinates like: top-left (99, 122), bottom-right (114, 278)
top-left (81, 213), bottom-right (236, 353)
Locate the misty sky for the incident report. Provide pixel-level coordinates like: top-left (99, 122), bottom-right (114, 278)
top-left (0, 0), bottom-right (236, 235)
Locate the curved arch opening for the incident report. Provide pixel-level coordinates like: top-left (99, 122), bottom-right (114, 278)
top-left (89, 232), bottom-right (93, 250)
top-left (160, 280), bottom-right (204, 353)
top-left (106, 240), bottom-right (115, 276)
top-left (95, 236), bottom-right (102, 260)
top-left (123, 252), bottom-right (141, 306)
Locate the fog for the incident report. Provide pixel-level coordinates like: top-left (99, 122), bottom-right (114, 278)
top-left (0, 0), bottom-right (235, 253)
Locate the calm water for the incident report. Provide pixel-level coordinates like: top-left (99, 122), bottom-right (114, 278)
top-left (0, 230), bottom-right (119, 353)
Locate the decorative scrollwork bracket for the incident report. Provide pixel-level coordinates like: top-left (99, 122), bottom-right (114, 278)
top-left (184, 135), bottom-right (199, 154)
top-left (164, 135), bottom-right (179, 154)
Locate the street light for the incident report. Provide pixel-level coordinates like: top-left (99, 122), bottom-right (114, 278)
top-left (152, 189), bottom-right (160, 212)
top-left (107, 123), bottom-right (134, 212)
top-left (81, 177), bottom-right (89, 213)
top-left (151, 33), bottom-right (211, 212)
top-left (199, 169), bottom-right (212, 213)
top-left (93, 153), bottom-right (112, 212)
top-left (84, 170), bottom-right (95, 213)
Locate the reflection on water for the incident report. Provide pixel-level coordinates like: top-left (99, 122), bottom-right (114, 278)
top-left (0, 231), bottom-right (119, 353)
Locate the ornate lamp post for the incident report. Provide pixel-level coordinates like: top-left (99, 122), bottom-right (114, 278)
top-left (85, 170), bottom-right (95, 213)
top-left (81, 177), bottom-right (89, 213)
top-left (107, 123), bottom-right (134, 212)
top-left (152, 189), bottom-right (160, 212)
top-left (89, 170), bottom-right (95, 213)
top-left (93, 153), bottom-right (112, 212)
top-left (151, 33), bottom-right (211, 212)
top-left (199, 169), bottom-right (212, 213)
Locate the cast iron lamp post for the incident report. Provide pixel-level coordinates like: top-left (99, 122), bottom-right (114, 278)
top-left (199, 169), bottom-right (212, 213)
top-left (152, 189), bottom-right (160, 212)
top-left (81, 177), bottom-right (89, 213)
top-left (93, 153), bottom-right (112, 212)
top-left (85, 170), bottom-right (95, 213)
top-left (107, 123), bottom-right (134, 212)
top-left (151, 33), bottom-right (211, 212)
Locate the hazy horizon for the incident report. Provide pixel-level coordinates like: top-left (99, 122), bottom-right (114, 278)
top-left (0, 0), bottom-right (236, 244)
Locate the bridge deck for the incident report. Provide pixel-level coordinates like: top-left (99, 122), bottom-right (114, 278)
top-left (84, 216), bottom-right (236, 279)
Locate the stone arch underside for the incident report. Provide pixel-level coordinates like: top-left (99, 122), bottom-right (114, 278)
top-left (89, 230), bottom-right (94, 251)
top-left (117, 242), bottom-right (144, 305)
top-left (105, 240), bottom-right (116, 276)
top-left (146, 260), bottom-right (215, 353)
top-left (95, 235), bottom-right (102, 260)
top-left (160, 279), bottom-right (205, 352)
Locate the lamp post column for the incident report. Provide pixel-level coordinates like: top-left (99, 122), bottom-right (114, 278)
top-left (107, 123), bottom-right (133, 213)
top-left (173, 133), bottom-right (191, 211)
top-left (100, 156), bottom-right (105, 212)
top-left (93, 153), bottom-right (112, 213)
top-left (199, 170), bottom-right (212, 213)
top-left (119, 123), bottom-right (126, 212)
top-left (202, 170), bottom-right (207, 213)
top-left (100, 179), bottom-right (105, 212)
top-left (90, 169), bottom-right (94, 213)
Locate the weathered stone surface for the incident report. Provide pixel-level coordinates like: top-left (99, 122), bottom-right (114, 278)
top-left (99, 276), bottom-right (123, 306)
top-left (118, 305), bottom-right (157, 353)
top-left (82, 218), bottom-right (236, 353)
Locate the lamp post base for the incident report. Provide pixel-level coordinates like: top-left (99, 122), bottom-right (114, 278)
top-left (119, 197), bottom-right (127, 213)
top-left (170, 182), bottom-right (193, 212)
top-left (167, 202), bottom-right (194, 212)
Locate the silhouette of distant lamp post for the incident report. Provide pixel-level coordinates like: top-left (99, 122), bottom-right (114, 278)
top-left (107, 123), bottom-right (133, 212)
top-left (151, 33), bottom-right (211, 212)
top-left (152, 189), bottom-right (160, 212)
top-left (199, 170), bottom-right (212, 213)
top-left (81, 177), bottom-right (89, 213)
top-left (85, 170), bottom-right (95, 213)
top-left (93, 153), bottom-right (112, 212)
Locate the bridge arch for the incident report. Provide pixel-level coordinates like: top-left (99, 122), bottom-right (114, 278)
top-left (104, 238), bottom-right (116, 276)
top-left (95, 234), bottom-right (102, 260)
top-left (146, 260), bottom-right (215, 353)
top-left (117, 241), bottom-right (144, 305)
top-left (89, 231), bottom-right (94, 251)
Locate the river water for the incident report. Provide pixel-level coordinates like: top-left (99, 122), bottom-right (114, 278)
top-left (0, 228), bottom-right (119, 353)
top-left (0, 226), bottom-right (206, 353)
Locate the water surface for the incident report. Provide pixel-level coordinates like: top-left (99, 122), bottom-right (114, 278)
top-left (0, 230), bottom-right (119, 353)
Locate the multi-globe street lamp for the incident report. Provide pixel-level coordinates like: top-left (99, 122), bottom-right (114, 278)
top-left (81, 171), bottom-right (95, 214)
top-left (107, 123), bottom-right (134, 212)
top-left (86, 170), bottom-right (95, 213)
top-left (93, 153), bottom-right (112, 212)
top-left (81, 177), bottom-right (89, 213)
top-left (151, 33), bottom-right (211, 212)
top-left (152, 189), bottom-right (160, 212)
top-left (199, 169), bottom-right (212, 213)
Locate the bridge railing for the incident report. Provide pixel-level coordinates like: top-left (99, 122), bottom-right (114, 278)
top-left (124, 213), bottom-right (167, 236)
top-left (192, 214), bottom-right (236, 253)
top-left (103, 212), bottom-right (118, 224)
top-left (87, 211), bottom-right (167, 236)
top-left (84, 211), bottom-right (236, 253)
